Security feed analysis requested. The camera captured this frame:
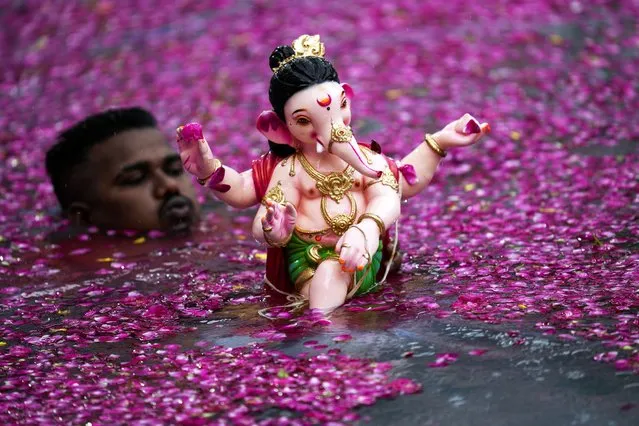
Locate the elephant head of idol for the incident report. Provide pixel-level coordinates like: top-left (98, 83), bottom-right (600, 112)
top-left (256, 35), bottom-right (386, 178)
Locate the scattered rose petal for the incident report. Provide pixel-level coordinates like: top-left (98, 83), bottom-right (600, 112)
top-left (399, 164), bottom-right (418, 185)
top-left (181, 123), bottom-right (204, 143)
top-left (333, 334), bottom-right (352, 343)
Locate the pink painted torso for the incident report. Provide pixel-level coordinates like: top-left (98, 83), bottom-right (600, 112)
top-left (270, 154), bottom-right (371, 248)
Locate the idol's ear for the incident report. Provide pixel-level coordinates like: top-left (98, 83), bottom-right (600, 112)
top-left (341, 82), bottom-right (355, 100)
top-left (256, 111), bottom-right (293, 146)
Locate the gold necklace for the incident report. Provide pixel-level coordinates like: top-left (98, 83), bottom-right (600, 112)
top-left (297, 153), bottom-right (354, 202)
top-left (320, 193), bottom-right (357, 236)
top-left (297, 153), bottom-right (357, 236)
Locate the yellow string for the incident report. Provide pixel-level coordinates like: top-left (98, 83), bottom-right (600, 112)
top-left (357, 177), bottom-right (402, 294)
top-left (258, 276), bottom-right (308, 319)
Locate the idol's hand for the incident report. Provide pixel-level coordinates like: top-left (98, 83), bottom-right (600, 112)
top-left (336, 225), bottom-right (378, 273)
top-left (261, 200), bottom-right (297, 245)
top-left (176, 123), bottom-right (219, 180)
top-left (432, 113), bottom-right (490, 150)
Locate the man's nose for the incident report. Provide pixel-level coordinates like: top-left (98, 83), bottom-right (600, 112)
top-left (153, 171), bottom-right (180, 199)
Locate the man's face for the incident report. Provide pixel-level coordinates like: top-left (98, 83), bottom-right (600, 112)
top-left (77, 128), bottom-right (200, 233)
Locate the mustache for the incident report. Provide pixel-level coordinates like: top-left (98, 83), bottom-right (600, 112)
top-left (158, 194), bottom-right (194, 218)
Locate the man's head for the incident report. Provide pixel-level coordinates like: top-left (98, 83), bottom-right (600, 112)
top-left (46, 107), bottom-right (199, 233)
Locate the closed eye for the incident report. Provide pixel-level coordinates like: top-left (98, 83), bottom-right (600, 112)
top-left (115, 166), bottom-right (147, 186)
top-left (163, 155), bottom-right (184, 177)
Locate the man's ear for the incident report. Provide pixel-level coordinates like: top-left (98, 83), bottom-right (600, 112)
top-left (256, 111), bottom-right (293, 146)
top-left (341, 83), bottom-right (355, 100)
top-left (66, 202), bottom-right (91, 226)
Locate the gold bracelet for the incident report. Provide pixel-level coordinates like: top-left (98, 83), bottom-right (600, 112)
top-left (196, 159), bottom-right (223, 186)
top-left (264, 231), bottom-right (292, 248)
top-left (424, 134), bottom-right (447, 158)
top-left (358, 213), bottom-right (386, 236)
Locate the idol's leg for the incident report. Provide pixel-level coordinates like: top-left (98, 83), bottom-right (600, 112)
top-left (300, 259), bottom-right (350, 312)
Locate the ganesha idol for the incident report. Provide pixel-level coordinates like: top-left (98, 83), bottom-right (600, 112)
top-left (177, 35), bottom-right (489, 312)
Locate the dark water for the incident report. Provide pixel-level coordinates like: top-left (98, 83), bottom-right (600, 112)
top-left (141, 204), bottom-right (638, 426)
top-left (2, 193), bottom-right (637, 425)
top-left (199, 294), bottom-right (639, 426)
top-left (2, 0), bottom-right (638, 423)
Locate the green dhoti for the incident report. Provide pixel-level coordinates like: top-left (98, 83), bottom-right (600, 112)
top-left (285, 233), bottom-right (383, 297)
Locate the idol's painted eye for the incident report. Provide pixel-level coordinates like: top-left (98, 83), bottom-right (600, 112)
top-left (341, 98), bottom-right (348, 109)
top-left (296, 117), bottom-right (311, 126)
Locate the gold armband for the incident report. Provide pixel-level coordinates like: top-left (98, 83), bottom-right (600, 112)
top-left (261, 181), bottom-right (286, 206)
top-left (364, 167), bottom-right (399, 192)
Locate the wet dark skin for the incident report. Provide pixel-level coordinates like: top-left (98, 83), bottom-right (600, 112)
top-left (69, 128), bottom-right (200, 232)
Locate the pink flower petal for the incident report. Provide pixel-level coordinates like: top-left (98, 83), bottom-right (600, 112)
top-left (181, 122), bottom-right (203, 142)
top-left (399, 164), bottom-right (418, 185)
top-left (333, 334), bottom-right (352, 343)
top-left (463, 119), bottom-right (481, 134)
top-left (389, 378), bottom-right (422, 394)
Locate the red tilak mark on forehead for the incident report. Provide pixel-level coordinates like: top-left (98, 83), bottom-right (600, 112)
top-left (316, 94), bottom-right (332, 107)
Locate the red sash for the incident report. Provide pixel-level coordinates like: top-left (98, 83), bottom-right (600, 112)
top-left (251, 152), bottom-right (291, 292)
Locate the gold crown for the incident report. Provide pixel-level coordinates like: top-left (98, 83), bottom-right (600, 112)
top-left (271, 34), bottom-right (326, 73)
